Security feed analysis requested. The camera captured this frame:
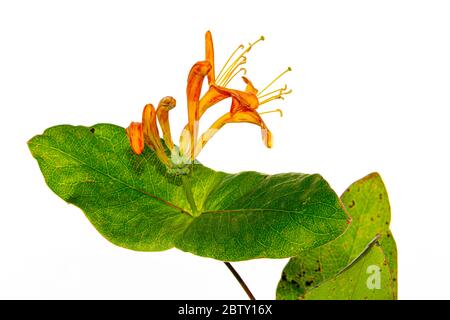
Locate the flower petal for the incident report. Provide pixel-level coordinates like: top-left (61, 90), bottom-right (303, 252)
top-left (230, 108), bottom-right (273, 148)
top-left (242, 76), bottom-right (258, 95)
top-left (142, 103), bottom-right (170, 166)
top-left (214, 84), bottom-right (260, 111)
top-left (185, 60), bottom-right (211, 159)
top-left (126, 122), bottom-right (144, 155)
top-left (195, 99), bottom-right (272, 157)
top-left (156, 96), bottom-right (176, 150)
top-left (199, 85), bottom-right (231, 116)
top-left (205, 31), bottom-right (215, 84)
top-left (199, 82), bottom-right (260, 118)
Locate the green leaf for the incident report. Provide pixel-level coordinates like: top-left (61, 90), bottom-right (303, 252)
top-left (301, 239), bottom-right (395, 300)
top-left (28, 124), bottom-right (350, 261)
top-left (276, 172), bottom-right (397, 299)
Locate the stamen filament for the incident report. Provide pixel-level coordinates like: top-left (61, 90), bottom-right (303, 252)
top-left (216, 44), bottom-right (244, 81)
top-left (258, 87), bottom-right (292, 105)
top-left (222, 68), bottom-right (247, 87)
top-left (258, 67), bottom-right (292, 96)
top-left (257, 84), bottom-right (288, 99)
top-left (216, 36), bottom-right (264, 86)
top-left (259, 109), bottom-right (283, 117)
top-left (217, 57), bottom-right (247, 86)
top-left (259, 95), bottom-right (284, 105)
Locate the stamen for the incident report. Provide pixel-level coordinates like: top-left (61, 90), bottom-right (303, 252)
top-left (216, 44), bottom-right (244, 81)
top-left (257, 67), bottom-right (292, 96)
top-left (217, 57), bottom-right (247, 86)
top-left (257, 84), bottom-right (288, 99)
top-left (260, 96), bottom-right (284, 105)
top-left (216, 36), bottom-right (265, 86)
top-left (222, 68), bottom-right (247, 87)
top-left (259, 89), bottom-right (292, 105)
top-left (259, 109), bottom-right (283, 117)
top-left (258, 82), bottom-right (292, 105)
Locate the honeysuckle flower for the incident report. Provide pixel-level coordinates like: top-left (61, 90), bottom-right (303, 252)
top-left (127, 31), bottom-right (291, 172)
top-left (126, 101), bottom-right (172, 167)
top-left (182, 31), bottom-right (292, 159)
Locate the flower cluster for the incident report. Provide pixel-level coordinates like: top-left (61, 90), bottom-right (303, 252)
top-left (126, 31), bottom-right (291, 172)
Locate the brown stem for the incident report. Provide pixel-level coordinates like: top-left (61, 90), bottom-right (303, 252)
top-left (224, 262), bottom-right (256, 300)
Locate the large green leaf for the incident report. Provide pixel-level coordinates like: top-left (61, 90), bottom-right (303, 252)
top-left (276, 172), bottom-right (397, 299)
top-left (28, 124), bottom-right (350, 261)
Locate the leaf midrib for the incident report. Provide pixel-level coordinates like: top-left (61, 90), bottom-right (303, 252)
top-left (202, 208), bottom-right (346, 221)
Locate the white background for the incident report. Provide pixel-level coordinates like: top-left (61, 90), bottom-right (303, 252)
top-left (1, 0), bottom-right (449, 299)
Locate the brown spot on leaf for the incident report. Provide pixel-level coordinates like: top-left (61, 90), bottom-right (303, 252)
top-left (305, 280), bottom-right (314, 287)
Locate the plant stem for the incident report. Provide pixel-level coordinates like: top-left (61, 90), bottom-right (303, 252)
top-left (224, 262), bottom-right (256, 300)
top-left (181, 175), bottom-right (198, 216)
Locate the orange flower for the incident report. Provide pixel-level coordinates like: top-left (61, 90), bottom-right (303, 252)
top-left (185, 31), bottom-right (291, 159)
top-left (127, 31), bottom-right (291, 170)
top-left (126, 101), bottom-right (173, 167)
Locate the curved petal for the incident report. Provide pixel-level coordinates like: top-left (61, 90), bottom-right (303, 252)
top-left (156, 96), bottom-right (176, 150)
top-left (195, 99), bottom-right (272, 157)
top-left (142, 104), bottom-right (170, 166)
top-left (195, 113), bottom-right (231, 155)
top-left (242, 76), bottom-right (258, 95)
top-left (229, 108), bottom-right (273, 148)
top-left (199, 85), bottom-right (232, 116)
top-left (214, 84), bottom-right (260, 111)
top-left (199, 83), bottom-right (260, 118)
top-left (185, 60), bottom-right (211, 159)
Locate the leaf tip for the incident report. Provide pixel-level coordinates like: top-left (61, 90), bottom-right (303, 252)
top-left (364, 171), bottom-right (381, 181)
top-left (27, 135), bottom-right (38, 153)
